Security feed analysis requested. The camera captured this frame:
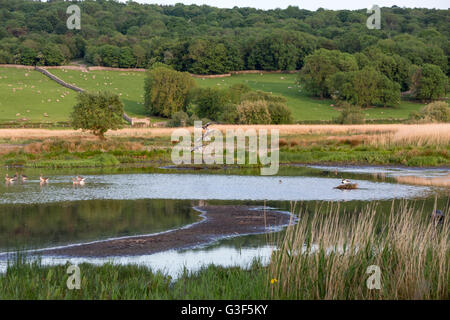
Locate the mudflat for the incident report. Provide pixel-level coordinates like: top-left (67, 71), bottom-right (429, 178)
top-left (41, 205), bottom-right (293, 257)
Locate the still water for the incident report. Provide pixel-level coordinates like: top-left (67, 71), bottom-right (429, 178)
top-left (0, 172), bottom-right (431, 204)
top-left (0, 165), bottom-right (447, 276)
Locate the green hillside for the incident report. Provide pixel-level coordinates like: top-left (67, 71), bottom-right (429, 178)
top-left (0, 68), bottom-right (427, 124)
top-left (0, 68), bottom-right (76, 123)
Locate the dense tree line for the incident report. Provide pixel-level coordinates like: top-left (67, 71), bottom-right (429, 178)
top-left (0, 0), bottom-right (448, 77)
top-left (299, 46), bottom-right (447, 105)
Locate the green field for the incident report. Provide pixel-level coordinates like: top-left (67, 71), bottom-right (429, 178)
top-left (0, 67), bottom-right (427, 124)
top-left (0, 68), bottom-right (77, 123)
top-left (50, 69), bottom-right (147, 118)
top-left (196, 73), bottom-right (427, 121)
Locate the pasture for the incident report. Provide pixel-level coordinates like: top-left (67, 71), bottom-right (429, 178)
top-left (50, 69), bottom-right (148, 118)
top-left (0, 67), bottom-right (77, 123)
top-left (0, 67), bottom-right (431, 124)
top-left (196, 73), bottom-right (427, 121)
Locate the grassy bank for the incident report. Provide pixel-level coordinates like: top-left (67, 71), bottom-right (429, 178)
top-left (1, 201), bottom-right (447, 300)
top-left (0, 124), bottom-right (448, 168)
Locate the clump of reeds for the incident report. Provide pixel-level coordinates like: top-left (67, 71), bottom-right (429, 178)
top-left (268, 201), bottom-right (449, 300)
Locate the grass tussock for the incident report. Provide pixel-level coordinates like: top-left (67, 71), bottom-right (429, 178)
top-left (269, 201), bottom-right (449, 300)
top-left (23, 139), bottom-right (143, 154)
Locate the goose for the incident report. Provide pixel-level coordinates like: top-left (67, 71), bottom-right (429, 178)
top-left (72, 177), bottom-right (85, 186)
top-left (40, 174), bottom-right (49, 183)
top-left (5, 174), bottom-right (15, 183)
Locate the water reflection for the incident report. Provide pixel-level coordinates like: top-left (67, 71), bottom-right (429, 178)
top-left (0, 244), bottom-right (275, 279)
top-left (0, 173), bottom-right (430, 204)
top-left (0, 166), bottom-right (446, 275)
top-left (0, 199), bottom-right (198, 251)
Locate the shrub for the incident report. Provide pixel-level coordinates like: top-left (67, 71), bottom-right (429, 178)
top-left (409, 101), bottom-right (450, 123)
top-left (70, 91), bottom-right (124, 139)
top-left (267, 102), bottom-right (293, 124)
top-left (328, 67), bottom-right (400, 107)
top-left (229, 83), bottom-right (251, 103)
top-left (189, 87), bottom-right (231, 121)
top-left (411, 64), bottom-right (448, 101)
top-left (144, 66), bottom-right (196, 117)
top-left (167, 111), bottom-right (190, 127)
top-left (241, 90), bottom-right (287, 103)
top-left (217, 103), bottom-right (239, 124)
top-left (333, 103), bottom-right (365, 124)
top-left (236, 100), bottom-right (271, 124)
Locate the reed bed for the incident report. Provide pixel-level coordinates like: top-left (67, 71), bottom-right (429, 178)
top-left (269, 201), bottom-right (449, 300)
top-left (365, 124), bottom-right (450, 147)
top-left (0, 124), bottom-right (448, 144)
top-left (394, 175), bottom-right (450, 187)
top-left (0, 124), bottom-right (432, 138)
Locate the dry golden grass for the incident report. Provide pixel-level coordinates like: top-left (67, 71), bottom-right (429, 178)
top-left (269, 201), bottom-right (449, 299)
top-left (0, 144), bottom-right (22, 155)
top-left (394, 175), bottom-right (450, 187)
top-left (365, 124), bottom-right (450, 147)
top-left (0, 124), bottom-right (448, 146)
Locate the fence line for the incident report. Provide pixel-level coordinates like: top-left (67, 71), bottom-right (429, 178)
top-left (32, 67), bottom-right (151, 127)
top-left (1, 64), bottom-right (298, 77)
top-left (34, 67), bottom-right (84, 92)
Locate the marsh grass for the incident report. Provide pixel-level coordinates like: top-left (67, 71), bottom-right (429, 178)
top-left (269, 201), bottom-right (449, 299)
top-left (0, 201), bottom-right (448, 300)
top-left (0, 256), bottom-right (268, 299)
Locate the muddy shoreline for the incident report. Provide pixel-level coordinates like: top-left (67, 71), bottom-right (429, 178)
top-left (39, 205), bottom-right (293, 258)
